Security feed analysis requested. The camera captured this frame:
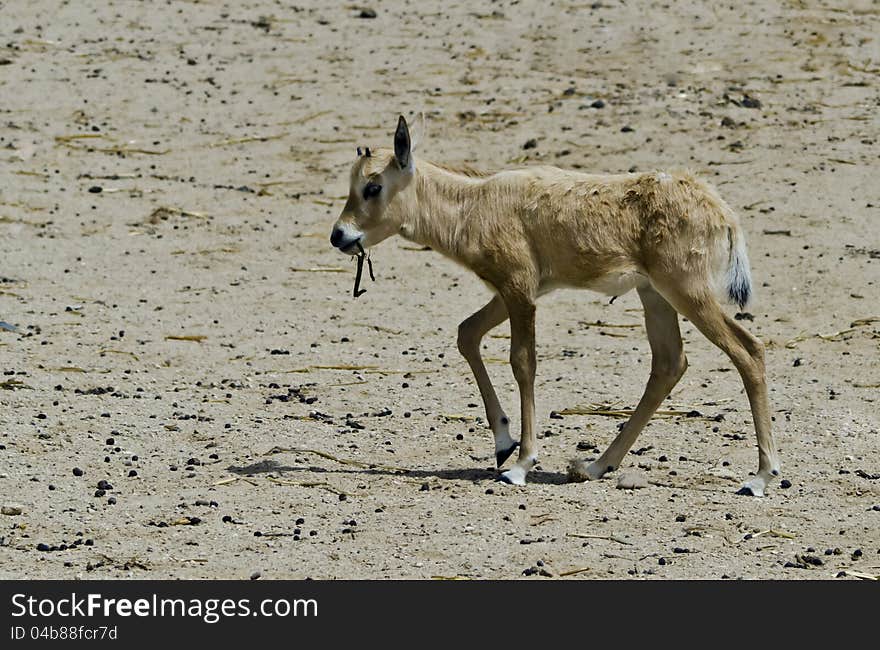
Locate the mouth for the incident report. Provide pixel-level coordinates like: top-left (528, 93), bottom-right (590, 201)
top-left (338, 238), bottom-right (364, 256)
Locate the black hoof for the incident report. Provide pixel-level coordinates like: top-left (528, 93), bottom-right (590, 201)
top-left (495, 442), bottom-right (519, 468)
top-left (735, 486), bottom-right (756, 496)
top-left (497, 473), bottom-right (514, 485)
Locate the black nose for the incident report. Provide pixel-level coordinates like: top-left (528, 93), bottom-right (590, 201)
top-left (330, 228), bottom-right (344, 247)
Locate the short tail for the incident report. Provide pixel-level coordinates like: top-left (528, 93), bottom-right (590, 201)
top-left (725, 227), bottom-right (752, 309)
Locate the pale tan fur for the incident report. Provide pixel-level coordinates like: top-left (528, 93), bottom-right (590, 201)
top-left (331, 118), bottom-right (780, 494)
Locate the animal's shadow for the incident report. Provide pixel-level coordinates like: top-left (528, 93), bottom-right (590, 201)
top-left (227, 459), bottom-right (569, 485)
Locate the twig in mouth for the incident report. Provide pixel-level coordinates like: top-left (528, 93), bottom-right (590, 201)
top-left (352, 242), bottom-right (376, 298)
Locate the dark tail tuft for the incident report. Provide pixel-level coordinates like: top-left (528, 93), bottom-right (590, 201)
top-left (726, 228), bottom-right (752, 309)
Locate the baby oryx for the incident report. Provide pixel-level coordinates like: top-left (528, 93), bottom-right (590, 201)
top-left (329, 116), bottom-right (781, 496)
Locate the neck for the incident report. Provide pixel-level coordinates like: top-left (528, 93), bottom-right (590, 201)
top-left (392, 158), bottom-right (489, 262)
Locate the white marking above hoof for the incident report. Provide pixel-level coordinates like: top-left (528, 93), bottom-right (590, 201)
top-left (566, 459), bottom-right (606, 483)
top-left (495, 442), bottom-right (519, 468)
top-left (736, 478), bottom-right (766, 497)
top-left (499, 465), bottom-right (528, 486)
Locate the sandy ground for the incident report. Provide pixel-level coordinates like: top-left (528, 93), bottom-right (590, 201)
top-left (1, 0), bottom-right (878, 580)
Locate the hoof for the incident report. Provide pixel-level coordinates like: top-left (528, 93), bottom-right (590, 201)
top-left (566, 459), bottom-right (606, 483)
top-left (495, 442), bottom-right (519, 468)
top-left (736, 478), bottom-right (766, 497)
top-left (499, 465), bottom-right (528, 486)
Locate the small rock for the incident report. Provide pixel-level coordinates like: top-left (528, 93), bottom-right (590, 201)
top-left (523, 138), bottom-right (538, 150)
top-left (590, 99), bottom-right (605, 109)
top-left (616, 470), bottom-right (648, 490)
top-left (2, 505), bottom-right (23, 516)
top-left (72, 467), bottom-right (84, 477)
top-left (358, 8), bottom-right (377, 19)
top-left (250, 571), bottom-right (261, 580)
top-left (780, 479), bottom-right (792, 489)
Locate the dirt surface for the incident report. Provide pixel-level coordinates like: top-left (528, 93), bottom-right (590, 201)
top-left (1, 1), bottom-right (878, 580)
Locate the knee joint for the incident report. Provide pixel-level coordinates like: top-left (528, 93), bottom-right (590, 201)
top-left (457, 322), bottom-right (478, 356)
top-left (653, 352), bottom-right (687, 385)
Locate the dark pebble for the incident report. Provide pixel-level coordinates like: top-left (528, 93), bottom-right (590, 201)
top-left (107, 497), bottom-right (117, 505)
top-left (97, 480), bottom-right (113, 491)
top-left (780, 479), bottom-right (792, 488)
top-left (420, 483), bottom-right (429, 491)
top-left (128, 470), bottom-right (137, 477)
top-left (658, 557), bottom-right (667, 565)
top-left (675, 514), bottom-right (686, 522)
top-left (621, 125), bottom-right (634, 133)
top-left (88, 186), bottom-right (103, 193)
top-left (338, 494), bottom-right (347, 501)
top-left (37, 543), bottom-right (51, 552)
top-left (485, 488), bottom-right (494, 495)
top-left (222, 515), bottom-right (232, 523)
top-left (106, 438), bottom-right (114, 445)
top-left (673, 547), bottom-right (689, 554)
top-left (296, 518), bottom-right (305, 525)
top-left (84, 539), bottom-right (94, 546)
top-left (94, 489), bottom-right (105, 497)
top-left (523, 138), bottom-right (538, 150)
top-left (358, 8), bottom-right (377, 18)
top-left (250, 571), bottom-right (261, 580)
top-left (590, 99), bottom-right (605, 108)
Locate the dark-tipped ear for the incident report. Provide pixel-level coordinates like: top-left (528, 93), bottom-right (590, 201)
top-left (394, 115), bottom-right (411, 170)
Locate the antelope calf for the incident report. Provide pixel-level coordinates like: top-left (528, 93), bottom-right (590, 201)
top-left (329, 116), bottom-right (781, 496)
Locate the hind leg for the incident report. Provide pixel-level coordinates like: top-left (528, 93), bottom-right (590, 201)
top-left (569, 285), bottom-right (687, 481)
top-left (654, 282), bottom-right (781, 496)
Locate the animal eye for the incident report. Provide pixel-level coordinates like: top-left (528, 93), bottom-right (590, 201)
top-left (363, 183), bottom-right (382, 200)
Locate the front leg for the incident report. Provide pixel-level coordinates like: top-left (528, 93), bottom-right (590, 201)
top-left (499, 298), bottom-right (538, 486)
top-left (457, 295), bottom-right (517, 466)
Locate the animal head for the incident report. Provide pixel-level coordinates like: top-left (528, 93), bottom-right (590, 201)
top-left (330, 115), bottom-right (414, 255)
